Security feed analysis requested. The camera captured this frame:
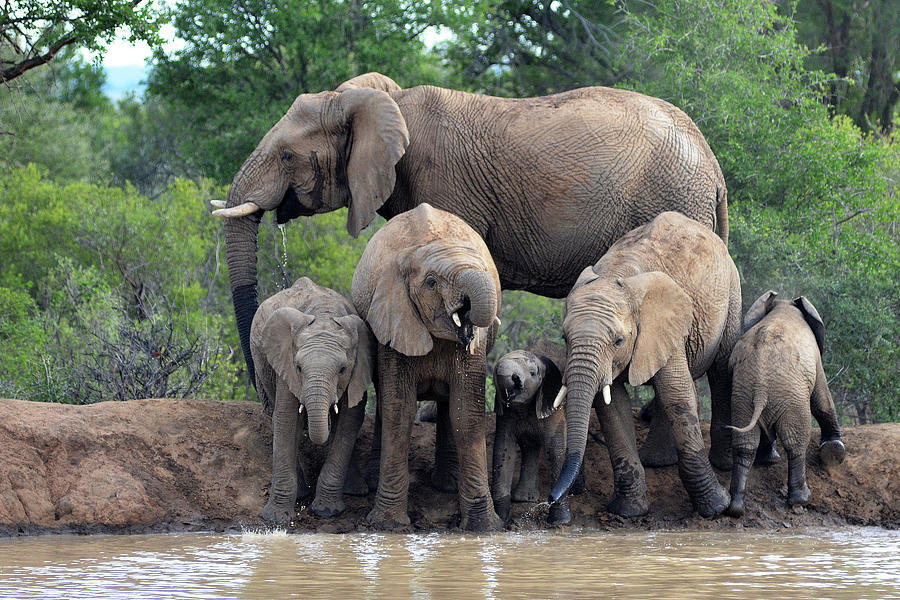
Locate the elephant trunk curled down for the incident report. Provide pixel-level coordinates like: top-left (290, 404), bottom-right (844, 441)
top-left (352, 203), bottom-right (503, 532)
top-left (213, 72), bottom-right (728, 391)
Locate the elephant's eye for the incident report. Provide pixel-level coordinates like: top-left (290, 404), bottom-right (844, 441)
top-left (614, 337), bottom-right (625, 347)
top-left (424, 275), bottom-right (437, 289)
top-left (281, 150), bottom-right (294, 162)
top-left (339, 365), bottom-right (347, 375)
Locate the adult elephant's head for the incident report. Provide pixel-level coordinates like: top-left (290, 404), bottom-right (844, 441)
top-left (548, 267), bottom-right (693, 503)
top-left (261, 307), bottom-right (374, 445)
top-left (212, 73), bottom-right (409, 385)
top-left (351, 204), bottom-right (501, 357)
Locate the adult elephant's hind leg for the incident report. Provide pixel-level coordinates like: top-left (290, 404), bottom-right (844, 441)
top-left (655, 355), bottom-right (730, 518)
top-left (638, 395), bottom-right (679, 467)
top-left (595, 381), bottom-right (649, 517)
top-left (451, 351), bottom-right (502, 532)
top-left (432, 399), bottom-right (460, 493)
top-left (367, 348), bottom-right (416, 529)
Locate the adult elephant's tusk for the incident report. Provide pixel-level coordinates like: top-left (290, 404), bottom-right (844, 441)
top-left (212, 201), bottom-right (261, 218)
top-left (494, 316), bottom-right (501, 328)
top-left (552, 385), bottom-right (568, 409)
top-left (209, 200), bottom-right (226, 209)
top-left (602, 384), bottom-right (612, 405)
top-left (452, 312), bottom-right (462, 327)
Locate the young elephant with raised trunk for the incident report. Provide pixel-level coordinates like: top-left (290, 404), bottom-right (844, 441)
top-left (492, 340), bottom-right (584, 526)
top-left (251, 277), bottom-right (375, 524)
top-left (549, 211), bottom-right (741, 519)
top-left (726, 291), bottom-right (846, 517)
top-left (352, 203), bottom-right (502, 531)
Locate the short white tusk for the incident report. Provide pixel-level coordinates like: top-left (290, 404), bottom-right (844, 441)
top-left (552, 385), bottom-right (568, 409)
top-left (452, 312), bottom-right (462, 327)
top-left (494, 316), bottom-right (501, 328)
top-left (602, 384), bottom-right (612, 405)
top-left (209, 200), bottom-right (226, 209)
top-left (298, 404), bottom-right (304, 414)
top-left (212, 201), bottom-right (261, 218)
top-left (333, 404), bottom-right (339, 415)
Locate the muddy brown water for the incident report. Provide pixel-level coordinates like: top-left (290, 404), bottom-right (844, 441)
top-left (0, 528), bottom-right (897, 599)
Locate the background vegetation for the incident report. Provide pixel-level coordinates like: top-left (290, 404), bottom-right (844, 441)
top-left (1, 0), bottom-right (897, 423)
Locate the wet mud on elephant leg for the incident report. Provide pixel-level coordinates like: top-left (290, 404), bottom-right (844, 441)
top-left (367, 349), bottom-right (417, 529)
top-left (432, 400), bottom-right (461, 493)
top-left (654, 355), bottom-right (730, 518)
top-left (596, 381), bottom-right (649, 517)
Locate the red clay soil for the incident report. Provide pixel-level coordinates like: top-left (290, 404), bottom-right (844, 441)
top-left (0, 398), bottom-right (896, 536)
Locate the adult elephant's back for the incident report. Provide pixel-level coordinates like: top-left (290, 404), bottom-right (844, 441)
top-left (213, 73), bottom-right (727, 385)
top-left (382, 84), bottom-right (727, 297)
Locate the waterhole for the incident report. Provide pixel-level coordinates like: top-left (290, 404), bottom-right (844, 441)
top-left (0, 528), bottom-right (897, 599)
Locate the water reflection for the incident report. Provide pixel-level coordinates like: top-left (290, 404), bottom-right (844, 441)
top-left (0, 528), bottom-right (897, 599)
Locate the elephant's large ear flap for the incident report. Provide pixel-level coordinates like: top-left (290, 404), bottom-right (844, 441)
top-left (366, 256), bottom-right (433, 357)
top-left (493, 382), bottom-right (504, 416)
top-left (794, 296), bottom-right (825, 355)
top-left (339, 88), bottom-right (410, 238)
top-left (625, 272), bottom-right (693, 387)
top-left (335, 72), bottom-right (402, 93)
top-left (334, 314), bottom-right (376, 408)
top-left (744, 290), bottom-right (778, 332)
top-left (261, 307), bottom-right (315, 400)
top-left (536, 355), bottom-right (564, 419)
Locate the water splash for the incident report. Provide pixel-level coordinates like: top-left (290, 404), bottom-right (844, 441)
top-left (277, 223), bottom-right (290, 289)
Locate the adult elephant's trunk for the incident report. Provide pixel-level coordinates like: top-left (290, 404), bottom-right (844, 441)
top-left (223, 173), bottom-right (263, 388)
top-left (549, 344), bottom-right (608, 504)
top-left (456, 269), bottom-right (497, 328)
top-left (302, 375), bottom-right (336, 446)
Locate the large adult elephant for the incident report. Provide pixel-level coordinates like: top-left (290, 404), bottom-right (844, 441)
top-left (213, 72), bottom-right (729, 402)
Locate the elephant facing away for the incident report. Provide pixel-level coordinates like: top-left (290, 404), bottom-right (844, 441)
top-left (213, 72), bottom-right (728, 394)
top-left (492, 340), bottom-right (584, 526)
top-left (550, 211), bottom-right (742, 519)
top-left (352, 203), bottom-right (502, 531)
top-left (725, 291), bottom-right (846, 517)
top-left (250, 277), bottom-right (375, 524)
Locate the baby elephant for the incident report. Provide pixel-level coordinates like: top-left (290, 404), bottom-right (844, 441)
top-left (492, 340), bottom-right (583, 525)
top-left (726, 291), bottom-right (846, 517)
top-left (251, 277), bottom-right (375, 524)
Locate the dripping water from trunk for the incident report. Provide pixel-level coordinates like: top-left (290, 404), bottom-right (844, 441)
top-left (276, 223), bottom-right (289, 290)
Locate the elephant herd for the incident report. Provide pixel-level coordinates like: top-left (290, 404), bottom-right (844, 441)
top-left (212, 73), bottom-right (846, 531)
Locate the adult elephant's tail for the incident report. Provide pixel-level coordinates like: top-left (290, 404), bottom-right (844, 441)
top-left (715, 184), bottom-right (729, 247)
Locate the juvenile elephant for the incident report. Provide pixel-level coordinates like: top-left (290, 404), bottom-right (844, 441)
top-left (492, 340), bottom-right (583, 525)
top-left (549, 211), bottom-right (741, 518)
top-left (250, 277), bottom-right (375, 524)
top-left (726, 291), bottom-right (846, 517)
top-left (352, 203), bottom-right (502, 531)
top-left (212, 72), bottom-right (728, 395)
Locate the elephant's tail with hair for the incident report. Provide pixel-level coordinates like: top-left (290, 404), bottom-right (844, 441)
top-left (715, 184), bottom-right (729, 247)
top-left (727, 388), bottom-right (766, 434)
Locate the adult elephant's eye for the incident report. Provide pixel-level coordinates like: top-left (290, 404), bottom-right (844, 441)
top-left (281, 150), bottom-right (294, 162)
top-left (339, 365), bottom-right (347, 374)
top-left (614, 337), bottom-right (625, 347)
top-left (425, 275), bottom-right (437, 289)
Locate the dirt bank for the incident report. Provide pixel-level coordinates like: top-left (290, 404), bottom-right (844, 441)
top-left (0, 398), bottom-right (896, 536)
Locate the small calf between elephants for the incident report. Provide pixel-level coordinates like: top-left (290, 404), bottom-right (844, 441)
top-left (726, 291), bottom-right (846, 517)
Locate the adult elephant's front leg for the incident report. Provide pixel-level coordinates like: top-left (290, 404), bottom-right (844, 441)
top-left (654, 355), bottom-right (730, 518)
top-left (451, 352), bottom-right (502, 532)
top-left (595, 381), bottom-right (649, 517)
top-left (368, 348), bottom-right (416, 529)
top-left (261, 383), bottom-right (301, 525)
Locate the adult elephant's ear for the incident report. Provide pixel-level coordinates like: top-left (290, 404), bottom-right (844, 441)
top-left (333, 314), bottom-right (376, 408)
top-left (625, 272), bottom-right (693, 387)
top-left (339, 87), bottom-right (410, 237)
top-left (794, 296), bottom-right (825, 355)
top-left (335, 72), bottom-right (403, 93)
top-left (744, 290), bottom-right (778, 332)
top-left (360, 253), bottom-right (433, 357)
top-left (261, 307), bottom-right (315, 400)
top-left (536, 355), bottom-right (564, 419)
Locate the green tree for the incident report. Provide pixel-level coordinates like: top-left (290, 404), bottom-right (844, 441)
top-left (0, 0), bottom-right (163, 83)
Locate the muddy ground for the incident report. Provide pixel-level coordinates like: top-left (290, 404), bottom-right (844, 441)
top-left (0, 397), bottom-right (896, 536)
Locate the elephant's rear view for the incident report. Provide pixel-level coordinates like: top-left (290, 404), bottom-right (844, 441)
top-left (352, 203), bottom-right (503, 531)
